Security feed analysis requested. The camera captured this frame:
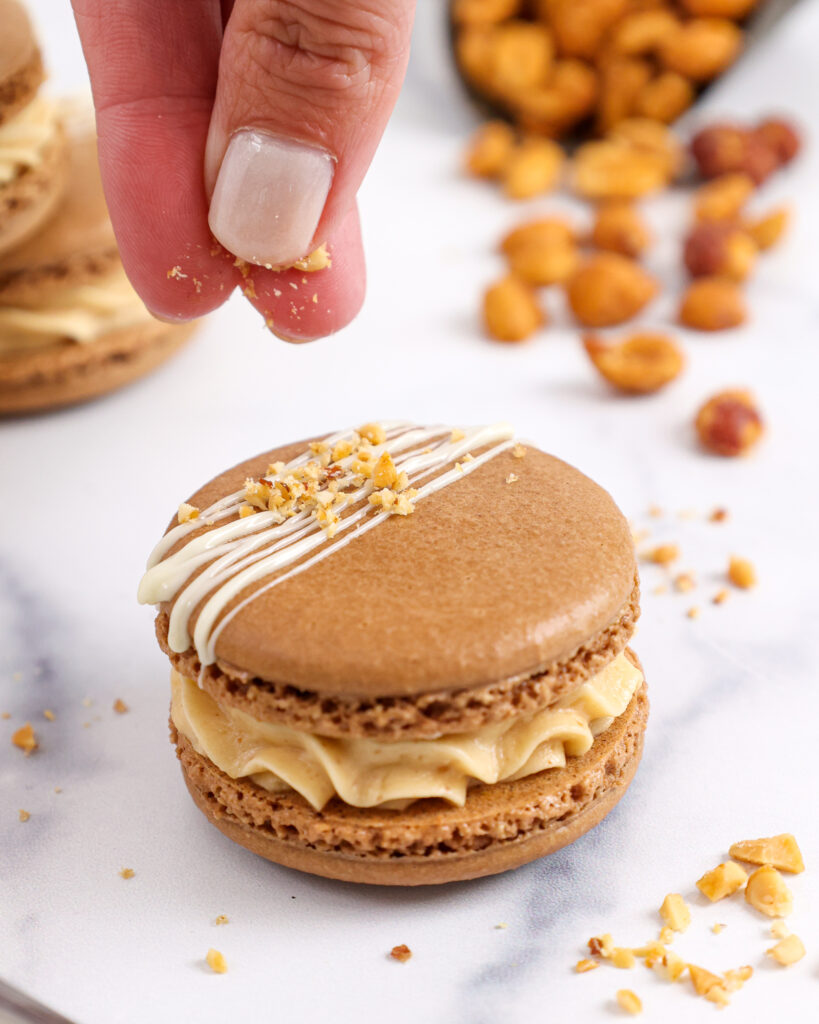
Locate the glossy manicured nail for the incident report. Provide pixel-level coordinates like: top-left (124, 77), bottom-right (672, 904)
top-left (208, 130), bottom-right (334, 269)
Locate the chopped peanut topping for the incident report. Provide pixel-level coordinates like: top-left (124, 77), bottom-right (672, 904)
top-left (18, 809), bottom-right (30, 822)
top-left (113, 699), bottom-right (128, 714)
top-left (575, 959), bottom-right (599, 973)
top-left (12, 722), bottom-right (37, 755)
top-left (390, 944), bottom-right (412, 963)
top-left (206, 948), bottom-right (228, 973)
top-left (658, 927), bottom-right (674, 945)
top-left (612, 948), bottom-right (636, 969)
top-left (646, 544), bottom-right (679, 565)
top-left (767, 934), bottom-right (804, 966)
top-left (659, 894), bottom-right (690, 933)
top-left (43, 709), bottom-right (55, 721)
top-left (359, 423), bottom-right (387, 445)
top-left (728, 556), bottom-right (757, 589)
top-left (119, 868), bottom-right (135, 879)
top-left (729, 834), bottom-right (804, 873)
top-left (588, 934), bottom-right (615, 958)
top-left (771, 920), bottom-right (789, 939)
top-left (512, 443), bottom-right (526, 459)
top-left (291, 244), bottom-right (331, 272)
top-left (696, 861), bottom-right (747, 901)
top-left (177, 502), bottom-right (200, 524)
top-left (745, 866), bottom-right (793, 918)
top-left (711, 923), bottom-right (726, 934)
top-left (616, 989), bottom-right (642, 1016)
top-left (239, 505), bottom-right (256, 518)
top-left (713, 589), bottom-right (730, 605)
top-left (372, 451), bottom-right (398, 489)
top-left (686, 606), bottom-right (700, 620)
top-left (506, 473), bottom-right (519, 484)
top-left (673, 573), bottom-right (695, 593)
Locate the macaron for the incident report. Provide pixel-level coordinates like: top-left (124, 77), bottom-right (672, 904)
top-left (0, 105), bottom-right (195, 414)
top-left (139, 422), bottom-right (647, 885)
top-left (0, 0), bottom-right (66, 256)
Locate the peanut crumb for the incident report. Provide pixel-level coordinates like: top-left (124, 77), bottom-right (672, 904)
top-left (728, 556), bottom-right (756, 589)
top-left (575, 958), bottom-right (599, 973)
top-left (711, 923), bottom-right (726, 934)
top-left (1, 712), bottom-right (10, 719)
top-left (686, 607), bottom-right (700, 620)
top-left (495, 923), bottom-right (508, 930)
top-left (451, 428), bottom-right (466, 442)
top-left (710, 507), bottom-right (729, 522)
top-left (512, 443), bottom-right (526, 459)
top-left (647, 544), bottom-right (679, 565)
top-left (54, 787), bottom-right (62, 794)
top-left (771, 919), bottom-right (789, 939)
top-left (616, 989), bottom-right (642, 1015)
top-left (215, 915), bottom-right (229, 926)
top-left (612, 948), bottom-right (636, 969)
top-left (12, 722), bottom-right (37, 755)
top-left (674, 573), bottom-right (696, 593)
top-left (744, 866), bottom-right (792, 917)
top-left (696, 861), bottom-right (747, 901)
top-left (43, 709), bottom-right (55, 721)
top-left (653, 585), bottom-right (667, 596)
top-left (119, 868), bottom-right (135, 879)
top-left (390, 944), bottom-right (412, 963)
top-left (729, 834), bottom-right (804, 873)
top-left (588, 934), bottom-right (615, 958)
top-left (113, 699), bottom-right (128, 714)
top-left (660, 894), bottom-right (690, 933)
top-left (648, 505), bottom-right (663, 518)
top-left (82, 697), bottom-right (92, 707)
top-left (767, 934), bottom-right (805, 966)
top-left (167, 265), bottom-right (187, 279)
top-left (18, 809), bottom-right (30, 822)
top-left (506, 473), bottom-right (519, 484)
top-left (713, 589), bottom-right (730, 605)
top-left (239, 504), bottom-right (256, 518)
top-left (206, 948), bottom-right (228, 974)
top-left (177, 502), bottom-right (200, 524)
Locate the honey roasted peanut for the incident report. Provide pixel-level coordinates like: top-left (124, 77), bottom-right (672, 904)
top-left (694, 172), bottom-right (755, 223)
top-left (483, 275), bottom-right (544, 341)
top-left (679, 277), bottom-right (746, 331)
top-left (566, 253), bottom-right (657, 326)
top-left (658, 18), bottom-right (742, 82)
top-left (572, 139), bottom-right (670, 200)
top-left (683, 223), bottom-right (757, 282)
top-left (465, 120), bottom-right (517, 178)
top-left (745, 207), bottom-right (789, 250)
top-left (503, 136), bottom-right (564, 198)
top-left (583, 332), bottom-right (684, 393)
top-left (695, 389), bottom-right (763, 456)
top-left (591, 201), bottom-right (651, 258)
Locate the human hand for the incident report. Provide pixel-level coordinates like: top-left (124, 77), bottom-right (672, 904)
top-left (71, 0), bottom-right (416, 341)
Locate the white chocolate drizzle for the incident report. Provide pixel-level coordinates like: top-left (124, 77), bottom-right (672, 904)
top-left (138, 422), bottom-right (515, 667)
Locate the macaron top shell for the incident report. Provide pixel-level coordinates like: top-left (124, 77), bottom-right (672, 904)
top-left (0, 126), bottom-right (118, 302)
top-left (0, 0), bottom-right (41, 125)
top-left (164, 439), bottom-right (636, 697)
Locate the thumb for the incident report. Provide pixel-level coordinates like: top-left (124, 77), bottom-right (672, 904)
top-left (204, 0), bottom-right (415, 269)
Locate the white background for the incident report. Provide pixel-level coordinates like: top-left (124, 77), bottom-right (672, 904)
top-left (2, 2), bottom-right (818, 1022)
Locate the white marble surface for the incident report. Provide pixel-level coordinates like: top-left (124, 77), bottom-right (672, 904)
top-left (2, 3), bottom-right (819, 1022)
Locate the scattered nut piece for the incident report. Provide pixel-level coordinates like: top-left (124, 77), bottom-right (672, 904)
top-left (727, 556), bottom-right (757, 589)
top-left (566, 254), bottom-right (657, 327)
top-left (616, 989), bottom-right (642, 1016)
top-left (730, 834), bottom-right (803, 873)
top-left (679, 277), bottom-right (746, 331)
top-left (712, 589), bottom-right (730, 605)
top-left (770, 919), bottom-right (789, 939)
top-left (696, 861), bottom-right (747, 901)
top-left (695, 390), bottom-right (763, 456)
top-left (711, 923), bottom-right (725, 934)
top-left (658, 927), bottom-right (674, 945)
top-left (660, 894), bottom-right (691, 933)
top-left (512, 443), bottom-right (526, 458)
top-left (359, 422), bottom-right (387, 445)
top-left (612, 948), bottom-right (637, 969)
top-left (744, 206), bottom-right (789, 250)
top-left (588, 934), bottom-right (615, 958)
top-left (575, 958), bottom-right (599, 973)
top-left (43, 709), bottom-right (55, 721)
top-left (673, 573), bottom-right (696, 593)
top-left (18, 809), bottom-right (30, 822)
top-left (177, 502), bottom-right (200, 524)
top-left (390, 944), bottom-right (412, 963)
top-left (483, 276), bottom-right (544, 342)
top-left (767, 934), bottom-right (805, 966)
top-left (583, 332), bottom-right (684, 394)
top-left (113, 699), bottom-right (129, 714)
top-left (215, 915), bottom-right (229, 926)
top-left (744, 865), bottom-right (793, 918)
top-left (206, 948), bottom-right (228, 974)
top-left (12, 722), bottom-right (37, 755)
top-left (506, 473), bottom-right (519, 484)
top-left (647, 543), bottom-right (679, 565)
top-left (722, 965), bottom-right (753, 992)
top-left (291, 244), bottom-right (331, 272)
top-left (686, 606), bottom-right (700, 620)
top-left (710, 507), bottom-right (729, 522)
top-left (119, 868), bottom-right (135, 880)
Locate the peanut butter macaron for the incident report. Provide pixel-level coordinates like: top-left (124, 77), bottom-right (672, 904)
top-left (0, 0), bottom-right (66, 257)
top-left (139, 423), bottom-right (647, 885)
top-left (0, 104), bottom-right (195, 414)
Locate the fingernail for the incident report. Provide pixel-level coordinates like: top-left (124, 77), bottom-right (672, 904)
top-left (208, 130), bottom-right (334, 269)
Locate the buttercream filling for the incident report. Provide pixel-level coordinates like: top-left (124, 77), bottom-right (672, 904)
top-left (0, 266), bottom-right (156, 354)
top-left (171, 651), bottom-right (643, 811)
top-left (0, 95), bottom-right (59, 186)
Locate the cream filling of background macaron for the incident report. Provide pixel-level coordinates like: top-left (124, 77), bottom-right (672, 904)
top-left (0, 95), bottom-right (59, 185)
top-left (0, 266), bottom-right (156, 353)
top-left (171, 651), bottom-right (643, 811)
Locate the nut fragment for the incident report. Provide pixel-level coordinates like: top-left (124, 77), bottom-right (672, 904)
top-left (18, 809), bottom-right (30, 822)
top-left (744, 207), bottom-right (789, 251)
top-left (390, 944), bottom-right (412, 963)
top-left (683, 223), bottom-right (756, 282)
top-left (767, 934), bottom-right (805, 966)
top-left (690, 122), bottom-right (779, 184)
top-left (612, 948), bottom-right (637, 969)
top-left (659, 894), bottom-right (691, 933)
top-left (588, 933), bottom-right (615, 958)
top-left (483, 276), bottom-right (544, 341)
top-left (679, 277), bottom-right (746, 331)
top-left (206, 948), bottom-right (228, 974)
top-left (591, 202), bottom-right (651, 258)
top-left (696, 861), bottom-right (747, 901)
top-left (12, 722), bottom-right (37, 755)
top-left (566, 254), bottom-right (657, 327)
top-left (729, 834), bottom-right (803, 873)
top-left (177, 502), bottom-right (200, 524)
top-left (755, 118), bottom-right (801, 166)
top-left (744, 865), bottom-right (793, 918)
top-left (616, 989), bottom-right (642, 1016)
top-left (113, 698), bottom-right (129, 714)
top-left (583, 333), bottom-right (684, 394)
top-left (694, 173), bottom-right (755, 223)
top-left (503, 137), bottom-right (564, 199)
top-left (646, 543), bottom-right (679, 565)
top-left (501, 217), bottom-right (574, 256)
top-left (119, 868), bottom-right (135, 879)
top-left (508, 239), bottom-right (579, 286)
top-left (575, 958), bottom-right (599, 973)
top-left (727, 556), bottom-right (756, 589)
top-left (695, 390), bottom-right (763, 456)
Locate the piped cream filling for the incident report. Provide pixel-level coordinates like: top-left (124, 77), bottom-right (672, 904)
top-left (0, 266), bottom-right (156, 354)
top-left (0, 96), bottom-right (59, 185)
top-left (171, 652), bottom-right (643, 811)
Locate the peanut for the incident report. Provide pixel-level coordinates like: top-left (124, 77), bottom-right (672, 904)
top-left (591, 201), bottom-right (651, 258)
top-left (566, 253), bottom-right (657, 326)
top-left (695, 390), bottom-right (763, 456)
top-left (679, 277), bottom-right (746, 331)
top-left (583, 332), bottom-right (684, 393)
top-left (658, 18), bottom-right (742, 82)
top-left (483, 276), bottom-right (544, 341)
